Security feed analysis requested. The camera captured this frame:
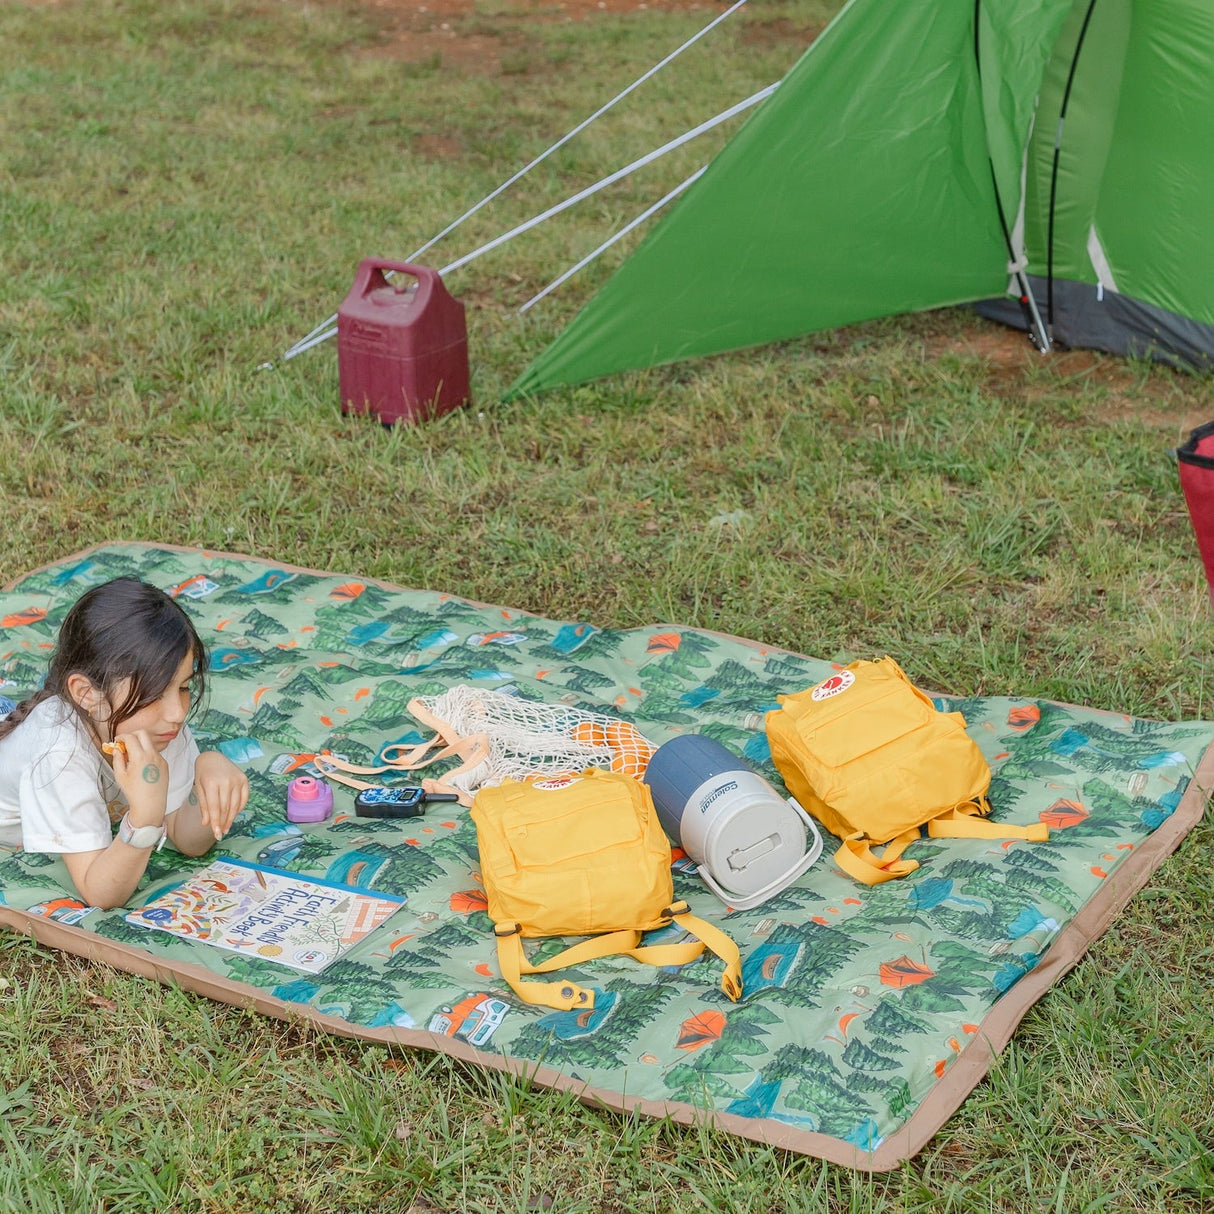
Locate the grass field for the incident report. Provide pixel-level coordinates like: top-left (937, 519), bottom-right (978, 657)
top-left (1, 0), bottom-right (1213, 1210)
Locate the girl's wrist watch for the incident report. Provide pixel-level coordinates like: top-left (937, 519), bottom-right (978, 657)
top-left (117, 812), bottom-right (167, 851)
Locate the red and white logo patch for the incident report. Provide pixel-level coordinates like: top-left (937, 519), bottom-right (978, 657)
top-left (810, 670), bottom-right (855, 701)
top-left (530, 775), bottom-right (580, 791)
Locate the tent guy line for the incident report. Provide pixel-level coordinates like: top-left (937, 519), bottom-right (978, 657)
top-left (270, 0), bottom-right (751, 369)
top-left (436, 84), bottom-right (778, 279)
top-left (518, 166), bottom-right (708, 314)
top-left (269, 81), bottom-right (777, 366)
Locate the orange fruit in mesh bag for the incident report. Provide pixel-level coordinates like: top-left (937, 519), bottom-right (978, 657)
top-left (569, 717), bottom-right (656, 776)
top-left (610, 748), bottom-right (653, 778)
top-left (606, 721), bottom-right (657, 778)
top-left (571, 720), bottom-right (609, 747)
top-left (605, 720), bottom-right (644, 747)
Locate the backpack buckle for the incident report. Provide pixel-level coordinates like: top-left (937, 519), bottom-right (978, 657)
top-left (661, 901), bottom-right (689, 920)
top-left (494, 921), bottom-right (521, 938)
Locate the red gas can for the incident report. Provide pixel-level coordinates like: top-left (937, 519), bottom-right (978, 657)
top-left (337, 259), bottom-right (470, 425)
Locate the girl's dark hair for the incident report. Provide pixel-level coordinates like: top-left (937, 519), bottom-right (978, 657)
top-left (0, 578), bottom-right (207, 743)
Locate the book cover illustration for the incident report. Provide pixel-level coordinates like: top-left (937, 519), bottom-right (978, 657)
top-left (125, 858), bottom-right (406, 973)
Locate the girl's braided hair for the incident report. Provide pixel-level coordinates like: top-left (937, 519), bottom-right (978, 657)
top-left (0, 578), bottom-right (207, 744)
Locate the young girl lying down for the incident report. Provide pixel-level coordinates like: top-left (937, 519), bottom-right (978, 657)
top-left (0, 577), bottom-right (248, 909)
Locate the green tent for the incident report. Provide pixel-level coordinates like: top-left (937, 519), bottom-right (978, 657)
top-left (511, 0), bottom-right (1214, 398)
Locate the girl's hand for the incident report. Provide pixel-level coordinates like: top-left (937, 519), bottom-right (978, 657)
top-left (110, 731), bottom-right (169, 824)
top-left (193, 750), bottom-right (249, 841)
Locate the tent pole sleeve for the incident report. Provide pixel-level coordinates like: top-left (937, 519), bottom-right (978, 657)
top-left (1046, 0), bottom-right (1101, 336)
top-left (974, 0), bottom-right (1051, 354)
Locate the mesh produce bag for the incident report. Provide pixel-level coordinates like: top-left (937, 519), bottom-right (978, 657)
top-left (317, 687), bottom-right (656, 805)
top-left (410, 686), bottom-right (657, 788)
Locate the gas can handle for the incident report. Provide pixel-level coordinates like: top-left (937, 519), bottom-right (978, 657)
top-left (349, 258), bottom-right (440, 302)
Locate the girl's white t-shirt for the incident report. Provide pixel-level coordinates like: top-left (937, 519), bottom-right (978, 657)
top-left (0, 697), bottom-right (200, 851)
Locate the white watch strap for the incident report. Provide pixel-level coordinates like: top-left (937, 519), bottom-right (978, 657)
top-left (118, 812), bottom-right (167, 851)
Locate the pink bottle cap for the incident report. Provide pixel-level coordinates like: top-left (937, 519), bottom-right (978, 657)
top-left (287, 776), bottom-right (333, 823)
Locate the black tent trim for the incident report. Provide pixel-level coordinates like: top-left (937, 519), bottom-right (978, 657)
top-left (976, 278), bottom-right (1214, 372)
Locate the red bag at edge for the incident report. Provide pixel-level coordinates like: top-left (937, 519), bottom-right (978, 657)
top-left (1177, 420), bottom-right (1214, 607)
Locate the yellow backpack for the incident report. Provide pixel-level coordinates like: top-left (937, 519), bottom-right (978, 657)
top-left (471, 768), bottom-right (743, 1011)
top-left (766, 657), bottom-right (1048, 885)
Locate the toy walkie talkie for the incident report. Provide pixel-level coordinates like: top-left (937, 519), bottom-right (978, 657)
top-left (354, 786), bottom-right (461, 818)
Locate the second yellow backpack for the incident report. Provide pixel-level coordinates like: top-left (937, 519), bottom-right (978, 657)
top-left (766, 657), bottom-right (1048, 885)
top-left (471, 768), bottom-right (743, 1011)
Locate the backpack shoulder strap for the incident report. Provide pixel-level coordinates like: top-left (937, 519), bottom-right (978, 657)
top-left (835, 801), bottom-right (1051, 886)
top-left (834, 831), bottom-right (922, 885)
top-left (491, 900), bottom-right (744, 1011)
top-left (927, 801), bottom-right (1050, 843)
top-left (664, 903), bottom-right (743, 1001)
top-left (491, 922), bottom-right (639, 1010)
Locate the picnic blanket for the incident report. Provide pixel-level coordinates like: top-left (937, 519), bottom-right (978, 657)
top-left (1, 543), bottom-right (1211, 1171)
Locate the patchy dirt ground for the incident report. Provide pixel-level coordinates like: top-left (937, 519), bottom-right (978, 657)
top-left (926, 326), bottom-right (1211, 431)
top-left (379, 0), bottom-right (725, 16)
top-left (352, 0), bottom-right (809, 70)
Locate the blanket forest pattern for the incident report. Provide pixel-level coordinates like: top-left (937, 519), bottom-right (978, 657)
top-left (1, 544), bottom-right (1210, 1154)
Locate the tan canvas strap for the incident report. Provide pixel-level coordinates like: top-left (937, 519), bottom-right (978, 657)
top-left (314, 731), bottom-right (489, 807)
top-left (407, 696), bottom-right (474, 747)
top-left (312, 757), bottom-right (460, 802)
top-left (385, 731), bottom-right (491, 784)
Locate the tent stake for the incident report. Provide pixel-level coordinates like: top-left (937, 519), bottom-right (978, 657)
top-left (1016, 271), bottom-right (1051, 354)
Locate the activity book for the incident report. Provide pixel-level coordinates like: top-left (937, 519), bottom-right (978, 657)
top-left (124, 858), bottom-right (406, 974)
